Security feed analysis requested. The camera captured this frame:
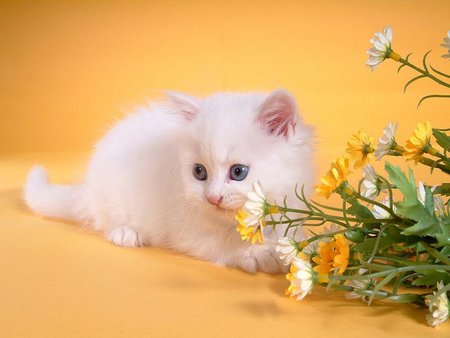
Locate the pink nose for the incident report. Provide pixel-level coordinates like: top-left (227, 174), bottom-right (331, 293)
top-left (207, 195), bottom-right (223, 206)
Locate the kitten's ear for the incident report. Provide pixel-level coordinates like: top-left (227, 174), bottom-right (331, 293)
top-left (257, 89), bottom-right (298, 137)
top-left (166, 91), bottom-right (199, 121)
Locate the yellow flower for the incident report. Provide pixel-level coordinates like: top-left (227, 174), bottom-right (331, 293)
top-left (312, 234), bottom-right (350, 277)
top-left (404, 121), bottom-right (434, 164)
top-left (235, 209), bottom-right (264, 244)
top-left (346, 131), bottom-right (374, 168)
top-left (315, 157), bottom-right (352, 198)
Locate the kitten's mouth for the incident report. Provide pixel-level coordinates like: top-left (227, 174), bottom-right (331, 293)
top-left (209, 203), bottom-right (237, 212)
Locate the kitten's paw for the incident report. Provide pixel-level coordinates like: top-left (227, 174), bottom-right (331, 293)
top-left (106, 227), bottom-right (143, 248)
top-left (239, 245), bottom-right (286, 274)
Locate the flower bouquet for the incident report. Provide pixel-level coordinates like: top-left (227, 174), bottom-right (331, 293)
top-left (235, 27), bottom-right (450, 327)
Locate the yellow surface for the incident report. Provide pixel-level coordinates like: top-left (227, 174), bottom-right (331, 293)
top-left (1, 1), bottom-right (449, 337)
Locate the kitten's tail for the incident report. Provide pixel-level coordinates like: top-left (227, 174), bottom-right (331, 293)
top-left (23, 165), bottom-right (83, 221)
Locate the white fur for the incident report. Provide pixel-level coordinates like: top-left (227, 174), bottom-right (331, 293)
top-left (24, 90), bottom-right (315, 273)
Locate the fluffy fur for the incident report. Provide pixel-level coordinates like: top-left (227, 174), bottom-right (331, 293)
top-left (24, 89), bottom-right (315, 273)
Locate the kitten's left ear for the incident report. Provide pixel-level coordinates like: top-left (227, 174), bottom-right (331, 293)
top-left (166, 91), bottom-right (200, 121)
top-left (257, 89), bottom-right (298, 138)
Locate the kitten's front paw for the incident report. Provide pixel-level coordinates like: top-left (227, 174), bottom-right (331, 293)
top-left (106, 227), bottom-right (143, 248)
top-left (239, 244), bottom-right (286, 274)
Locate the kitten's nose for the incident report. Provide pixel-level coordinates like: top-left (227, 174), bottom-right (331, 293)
top-left (207, 195), bottom-right (223, 206)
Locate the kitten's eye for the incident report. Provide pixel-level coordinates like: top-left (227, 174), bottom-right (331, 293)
top-left (193, 163), bottom-right (207, 181)
top-left (229, 164), bottom-right (249, 181)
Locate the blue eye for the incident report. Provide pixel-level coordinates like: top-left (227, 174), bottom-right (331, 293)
top-left (193, 163), bottom-right (207, 181)
top-left (230, 164), bottom-right (249, 181)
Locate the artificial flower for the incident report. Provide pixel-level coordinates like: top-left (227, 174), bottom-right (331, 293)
top-left (235, 181), bottom-right (277, 244)
top-left (374, 122), bottom-right (398, 160)
top-left (315, 157), bottom-right (352, 198)
top-left (345, 269), bottom-right (374, 303)
top-left (236, 216), bottom-right (264, 244)
top-left (417, 181), bottom-right (426, 205)
top-left (286, 254), bottom-right (315, 301)
top-left (404, 121), bottom-right (434, 164)
top-left (442, 30), bottom-right (450, 59)
top-left (346, 131), bottom-right (374, 168)
top-left (434, 195), bottom-right (446, 218)
top-left (312, 234), bottom-right (350, 278)
top-left (276, 237), bottom-right (299, 265)
top-left (300, 224), bottom-right (340, 257)
top-left (371, 197), bottom-right (396, 220)
top-left (366, 26), bottom-right (400, 70)
top-left (244, 181), bottom-right (269, 223)
top-left (424, 281), bottom-right (449, 327)
top-left (416, 182), bottom-right (447, 218)
top-left (361, 165), bottom-right (382, 199)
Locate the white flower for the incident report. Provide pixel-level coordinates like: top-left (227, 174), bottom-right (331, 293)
top-left (345, 269), bottom-right (373, 302)
top-left (361, 165), bottom-right (381, 199)
top-left (374, 122), bottom-right (398, 160)
top-left (442, 31), bottom-right (450, 59)
top-left (417, 181), bottom-right (426, 205)
top-left (415, 183), bottom-right (447, 218)
top-left (276, 237), bottom-right (299, 265)
top-left (244, 181), bottom-right (267, 218)
top-left (237, 181), bottom-right (269, 228)
top-left (424, 281), bottom-right (449, 327)
top-left (372, 198), bottom-right (396, 220)
top-left (286, 255), bottom-right (315, 301)
top-left (366, 26), bottom-right (394, 70)
top-left (434, 195), bottom-right (446, 218)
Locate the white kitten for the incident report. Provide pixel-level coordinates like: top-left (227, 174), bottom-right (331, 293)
top-left (24, 89), bottom-right (315, 273)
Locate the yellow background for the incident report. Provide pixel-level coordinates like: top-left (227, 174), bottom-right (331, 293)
top-left (1, 1), bottom-right (449, 337)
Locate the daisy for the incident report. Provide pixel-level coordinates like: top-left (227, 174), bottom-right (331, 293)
top-left (346, 131), bottom-right (374, 169)
top-left (374, 122), bottom-right (398, 160)
top-left (424, 281), bottom-right (449, 327)
top-left (372, 198), bottom-right (396, 220)
top-left (361, 165), bottom-right (382, 199)
top-left (404, 122), bottom-right (435, 164)
top-left (286, 255), bottom-right (315, 301)
top-left (366, 26), bottom-right (401, 70)
top-left (235, 181), bottom-right (278, 244)
top-left (276, 237), bottom-right (299, 266)
top-left (316, 157), bottom-right (352, 198)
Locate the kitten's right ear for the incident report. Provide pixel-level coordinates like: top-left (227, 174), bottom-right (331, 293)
top-left (166, 91), bottom-right (199, 121)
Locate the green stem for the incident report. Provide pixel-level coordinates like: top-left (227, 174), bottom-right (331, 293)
top-left (419, 157), bottom-right (450, 174)
top-left (330, 265), bottom-right (450, 281)
top-left (420, 241), bottom-right (450, 265)
top-left (367, 224), bottom-right (388, 263)
top-left (399, 58), bottom-right (450, 89)
top-left (354, 191), bottom-right (396, 218)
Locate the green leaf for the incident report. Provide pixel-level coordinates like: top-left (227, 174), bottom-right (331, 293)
top-left (440, 245), bottom-right (450, 257)
top-left (412, 271), bottom-right (450, 286)
top-left (385, 163), bottom-right (441, 236)
top-left (345, 229), bottom-right (366, 243)
top-left (346, 196), bottom-right (375, 220)
top-left (433, 183), bottom-right (450, 196)
top-left (353, 225), bottom-right (403, 253)
top-left (404, 74), bottom-right (427, 93)
top-left (436, 220), bottom-right (450, 246)
top-left (385, 163), bottom-right (416, 199)
top-left (418, 94), bottom-right (450, 108)
top-left (369, 271), bottom-right (397, 304)
top-left (432, 129), bottom-right (450, 152)
top-left (424, 186), bottom-right (435, 215)
top-left (385, 293), bottom-right (422, 303)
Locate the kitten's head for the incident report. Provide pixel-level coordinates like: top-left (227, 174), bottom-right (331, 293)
top-left (167, 89), bottom-right (315, 214)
